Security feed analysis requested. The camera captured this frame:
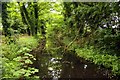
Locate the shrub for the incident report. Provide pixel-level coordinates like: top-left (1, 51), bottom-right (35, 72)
top-left (75, 47), bottom-right (120, 76)
top-left (1, 36), bottom-right (39, 79)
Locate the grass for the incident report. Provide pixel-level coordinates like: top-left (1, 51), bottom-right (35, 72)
top-left (18, 36), bottom-right (38, 49)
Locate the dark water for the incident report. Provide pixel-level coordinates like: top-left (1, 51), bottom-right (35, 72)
top-left (30, 49), bottom-right (119, 80)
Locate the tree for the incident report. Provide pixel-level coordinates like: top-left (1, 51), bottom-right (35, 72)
top-left (33, 2), bottom-right (38, 35)
top-left (2, 2), bottom-right (10, 37)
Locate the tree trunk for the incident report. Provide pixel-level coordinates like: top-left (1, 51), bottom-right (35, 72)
top-left (2, 2), bottom-right (10, 37)
top-left (34, 2), bottom-right (38, 35)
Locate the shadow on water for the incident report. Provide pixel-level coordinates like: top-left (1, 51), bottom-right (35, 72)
top-left (30, 45), bottom-right (119, 80)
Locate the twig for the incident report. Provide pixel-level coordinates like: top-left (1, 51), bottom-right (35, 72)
top-left (64, 26), bottom-right (81, 52)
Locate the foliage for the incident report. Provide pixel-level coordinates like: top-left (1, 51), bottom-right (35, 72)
top-left (45, 3), bottom-right (64, 54)
top-left (63, 2), bottom-right (119, 37)
top-left (1, 36), bottom-right (39, 79)
top-left (75, 47), bottom-right (120, 75)
top-left (92, 29), bottom-right (120, 56)
top-left (63, 2), bottom-right (120, 76)
top-left (1, 1), bottom-right (120, 78)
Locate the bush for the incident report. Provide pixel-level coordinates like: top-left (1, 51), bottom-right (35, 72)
top-left (92, 29), bottom-right (120, 56)
top-left (1, 36), bottom-right (39, 79)
top-left (75, 47), bottom-right (120, 76)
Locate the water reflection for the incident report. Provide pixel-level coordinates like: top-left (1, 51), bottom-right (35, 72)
top-left (32, 51), bottom-right (112, 79)
top-left (48, 57), bottom-right (62, 78)
top-left (84, 64), bottom-right (87, 69)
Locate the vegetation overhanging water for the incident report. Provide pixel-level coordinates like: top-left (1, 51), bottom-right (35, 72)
top-left (0, 1), bottom-right (120, 80)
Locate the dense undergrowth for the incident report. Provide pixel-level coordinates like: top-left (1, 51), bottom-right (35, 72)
top-left (75, 47), bottom-right (120, 76)
top-left (63, 28), bottom-right (120, 77)
top-left (1, 36), bottom-right (39, 79)
top-left (60, 30), bottom-right (120, 77)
